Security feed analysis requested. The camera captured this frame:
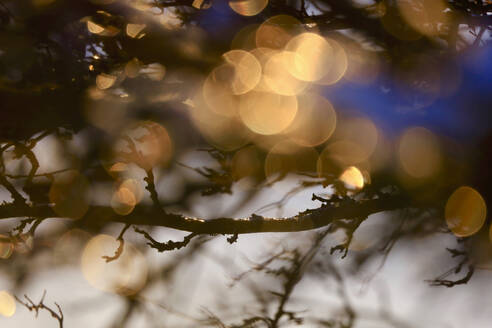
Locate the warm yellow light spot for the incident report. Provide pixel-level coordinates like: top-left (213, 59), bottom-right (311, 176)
top-left (126, 23), bottom-right (146, 38)
top-left (0, 291), bottom-right (15, 317)
top-left (399, 127), bottom-right (441, 179)
top-left (141, 63), bottom-right (166, 81)
top-left (239, 91), bottom-right (297, 135)
top-left (96, 73), bottom-right (117, 90)
top-left (265, 141), bottom-right (318, 179)
top-left (202, 66), bottom-right (239, 117)
top-left (111, 179), bottom-right (142, 215)
top-left (284, 33), bottom-right (334, 82)
top-left (446, 186), bottom-right (486, 238)
top-left (108, 162), bottom-right (128, 177)
top-left (229, 0), bottom-right (268, 16)
top-left (336, 117), bottom-right (379, 162)
top-left (86, 20), bottom-right (119, 36)
top-left (49, 172), bottom-right (90, 219)
top-left (113, 121), bottom-right (173, 170)
top-left (397, 0), bottom-right (448, 37)
top-left (0, 235), bottom-right (13, 260)
top-left (339, 166), bottom-right (364, 190)
top-left (188, 93), bottom-right (251, 150)
top-left (88, 64), bottom-right (94, 71)
top-left (81, 234), bottom-right (148, 296)
top-left (256, 15), bottom-right (303, 49)
top-left (315, 38), bottom-right (348, 86)
top-left (111, 187), bottom-right (136, 215)
top-left (160, 8), bottom-right (182, 30)
top-left (222, 50), bottom-right (262, 95)
top-left (263, 51), bottom-right (307, 96)
top-left (192, 0), bottom-right (211, 9)
top-left (87, 21), bottom-right (105, 34)
top-left (284, 93), bottom-right (336, 147)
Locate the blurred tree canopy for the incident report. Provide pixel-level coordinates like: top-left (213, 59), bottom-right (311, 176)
top-left (0, 0), bottom-right (492, 327)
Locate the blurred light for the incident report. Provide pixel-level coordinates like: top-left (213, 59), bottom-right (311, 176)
top-left (397, 0), bottom-right (448, 37)
top-left (0, 291), bottom-right (15, 317)
top-left (239, 91), bottom-right (297, 135)
top-left (256, 15), bottom-right (303, 49)
top-left (336, 117), bottom-right (379, 162)
top-left (124, 58), bottom-right (142, 78)
top-left (96, 73), bottom-right (117, 90)
top-left (14, 233), bottom-right (33, 254)
top-left (113, 121), bottom-right (173, 170)
top-left (263, 51), bottom-right (307, 96)
top-left (284, 93), bottom-right (336, 147)
top-left (343, 43), bottom-right (380, 85)
top-left (203, 66), bottom-right (239, 117)
top-left (398, 127), bottom-right (441, 179)
top-left (222, 50), bottom-right (262, 95)
top-left (339, 166), bottom-right (365, 190)
top-left (87, 21), bottom-right (105, 34)
top-left (86, 20), bottom-right (120, 37)
top-left (111, 179), bottom-right (142, 215)
top-left (229, 0), bottom-right (268, 16)
top-left (49, 172), bottom-right (90, 219)
top-left (446, 186), bottom-right (486, 237)
top-left (188, 93), bottom-right (252, 150)
top-left (126, 23), bottom-right (146, 38)
top-left (140, 63), bottom-right (166, 81)
top-left (192, 0), bottom-right (212, 9)
top-left (315, 38), bottom-right (348, 86)
top-left (284, 33), bottom-right (334, 82)
top-left (0, 235), bottom-right (13, 260)
top-left (81, 234), bottom-right (148, 296)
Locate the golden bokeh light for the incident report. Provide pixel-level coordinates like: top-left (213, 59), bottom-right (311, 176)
top-left (263, 51), bottom-right (307, 96)
top-left (0, 235), bottom-right (13, 260)
top-left (96, 73), bottom-right (117, 90)
top-left (256, 15), bottom-right (303, 49)
top-left (339, 166), bottom-right (365, 190)
top-left (239, 91), bottom-right (297, 135)
top-left (113, 121), bottom-right (173, 170)
top-left (111, 179), bottom-right (142, 215)
top-left (86, 20), bottom-right (119, 37)
top-left (284, 33), bottom-right (334, 82)
top-left (49, 172), bottom-right (90, 219)
top-left (223, 50), bottom-right (262, 95)
top-left (126, 23), bottom-right (146, 38)
top-left (140, 63), bottom-right (166, 81)
top-left (397, 0), bottom-right (448, 37)
top-left (284, 93), bottom-right (336, 147)
top-left (335, 117), bottom-right (379, 162)
top-left (202, 65), bottom-right (239, 117)
top-left (229, 0), bottom-right (268, 16)
top-left (265, 141), bottom-right (318, 179)
top-left (0, 291), bottom-right (15, 318)
top-left (317, 141), bottom-right (367, 178)
top-left (81, 234), bottom-right (148, 296)
top-left (315, 38), bottom-right (348, 86)
top-left (398, 127), bottom-right (441, 179)
top-left (445, 186), bottom-right (487, 238)
top-left (188, 95), bottom-right (252, 150)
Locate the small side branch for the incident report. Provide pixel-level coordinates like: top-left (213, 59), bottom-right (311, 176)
top-left (102, 223), bottom-right (131, 263)
top-left (134, 228), bottom-right (198, 252)
top-left (15, 290), bottom-right (64, 328)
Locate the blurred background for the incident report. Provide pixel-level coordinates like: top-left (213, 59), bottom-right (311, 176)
top-left (0, 0), bottom-right (492, 326)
